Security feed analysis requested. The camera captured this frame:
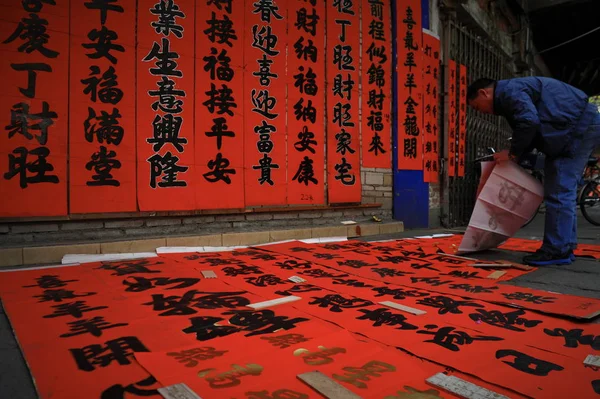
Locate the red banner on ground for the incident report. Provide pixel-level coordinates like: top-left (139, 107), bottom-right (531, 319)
top-left (69, 0), bottom-right (136, 214)
top-left (326, 1), bottom-right (361, 204)
top-left (361, 0), bottom-right (392, 168)
top-left (0, 1), bottom-right (69, 216)
top-left (458, 64), bottom-right (467, 177)
top-left (448, 59), bottom-right (457, 177)
top-left (422, 30), bottom-right (440, 183)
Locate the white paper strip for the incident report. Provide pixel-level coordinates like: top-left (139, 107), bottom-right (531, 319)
top-left (158, 383), bottom-right (203, 399)
top-left (62, 253), bottom-right (157, 264)
top-left (0, 262), bottom-right (81, 272)
top-left (248, 295), bottom-right (301, 310)
top-left (584, 354), bottom-right (600, 367)
top-left (156, 247), bottom-right (205, 254)
top-left (426, 373), bottom-right (509, 399)
top-left (379, 301), bottom-right (427, 315)
top-left (300, 236), bottom-right (348, 244)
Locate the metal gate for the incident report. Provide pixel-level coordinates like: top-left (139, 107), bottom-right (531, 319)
top-left (442, 20), bottom-right (514, 228)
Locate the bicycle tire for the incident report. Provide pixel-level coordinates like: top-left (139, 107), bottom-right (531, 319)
top-left (580, 180), bottom-right (600, 226)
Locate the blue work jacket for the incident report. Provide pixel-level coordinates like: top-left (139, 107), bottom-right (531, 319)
top-left (493, 77), bottom-right (597, 159)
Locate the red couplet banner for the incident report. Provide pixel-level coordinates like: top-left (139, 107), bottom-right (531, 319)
top-left (448, 59), bottom-right (457, 177)
top-left (286, 0), bottom-right (326, 205)
top-left (361, 0), bottom-right (392, 168)
top-left (0, 1), bottom-right (69, 216)
top-left (137, 0), bottom-right (196, 211)
top-left (458, 64), bottom-right (467, 177)
top-left (243, 0), bottom-right (288, 206)
top-left (69, 0), bottom-right (136, 214)
top-left (326, 0), bottom-right (361, 204)
top-left (421, 30), bottom-right (440, 183)
top-left (396, 0), bottom-right (423, 170)
top-left (195, 0), bottom-right (245, 209)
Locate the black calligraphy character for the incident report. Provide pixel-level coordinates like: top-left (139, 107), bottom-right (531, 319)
top-left (295, 7), bottom-right (319, 36)
top-left (405, 73), bottom-right (417, 92)
top-left (44, 301), bottom-right (108, 319)
top-left (123, 276), bottom-right (200, 292)
top-left (335, 129), bottom-right (356, 155)
top-left (11, 63), bottom-right (51, 99)
top-left (293, 99), bottom-right (317, 123)
top-left (371, 286), bottom-right (429, 300)
top-left (24, 275), bottom-right (77, 289)
top-left (251, 89), bottom-right (277, 119)
top-left (246, 274), bottom-right (287, 287)
top-left (205, 117), bottom-right (234, 150)
top-left (254, 54), bottom-right (277, 86)
top-left (357, 308), bottom-right (418, 330)
top-left (293, 156), bottom-right (318, 186)
top-left (496, 349), bottom-right (564, 376)
top-left (100, 376), bottom-right (159, 399)
top-left (204, 153), bottom-right (236, 184)
top-left (498, 182), bottom-right (526, 211)
top-left (294, 66), bottom-right (318, 96)
top-left (469, 309), bottom-right (542, 332)
top-left (294, 37), bottom-right (318, 62)
top-left (204, 12), bottom-right (237, 47)
top-left (183, 316), bottom-right (240, 341)
top-left (149, 76), bottom-right (186, 114)
top-left (70, 336), bottom-right (149, 372)
top-left (21, 0), bottom-right (56, 13)
top-left (224, 309), bottom-right (309, 337)
top-left (82, 26), bottom-right (124, 65)
top-left (368, 89), bottom-right (385, 110)
top-left (96, 259), bottom-right (162, 275)
top-left (6, 102), bottom-right (57, 145)
top-left (275, 284), bottom-right (322, 297)
top-left (4, 147), bottom-right (59, 188)
top-left (404, 52), bottom-right (417, 71)
top-left (368, 0), bottom-right (384, 19)
top-left (3, 13), bottom-right (59, 58)
top-left (313, 253), bottom-right (342, 260)
top-left (367, 64), bottom-right (385, 88)
top-left (84, 107), bottom-right (123, 145)
top-left (369, 20), bottom-right (385, 41)
top-left (370, 268), bottom-right (410, 277)
top-left (366, 42), bottom-right (387, 63)
top-left (543, 328), bottom-right (600, 350)
top-left (255, 121), bottom-right (276, 153)
top-left (207, 0), bottom-right (232, 14)
top-left (222, 265), bottom-right (263, 277)
top-left (333, 0), bottom-right (354, 15)
top-left (253, 154), bottom-right (279, 186)
top-left (417, 295), bottom-right (483, 315)
top-left (332, 278), bottom-right (373, 288)
top-left (34, 288), bottom-right (94, 303)
top-left (447, 270), bottom-right (478, 279)
top-left (368, 133), bottom-right (386, 155)
top-left (309, 294), bottom-right (372, 313)
top-left (333, 44), bottom-right (354, 71)
top-left (84, 0), bottom-right (124, 25)
top-left (294, 126), bottom-right (317, 154)
top-left (204, 47), bottom-right (234, 82)
top-left (502, 292), bottom-right (556, 304)
top-left (61, 316), bottom-right (128, 338)
top-left (148, 152), bottom-right (188, 188)
top-left (367, 110), bottom-right (384, 132)
top-left (86, 146), bottom-right (121, 187)
top-left (143, 37), bottom-right (181, 76)
top-left (334, 158), bottom-right (355, 185)
top-left (332, 73), bottom-right (355, 100)
top-left (148, 114), bottom-right (186, 152)
top-left (592, 380), bottom-right (600, 395)
top-left (150, 0), bottom-right (185, 38)
top-left (167, 347), bottom-right (227, 367)
top-left (418, 325), bottom-right (503, 351)
top-left (204, 83), bottom-right (237, 116)
top-left (332, 103), bottom-right (354, 127)
top-left (81, 66), bottom-right (123, 104)
top-left (338, 259), bottom-right (375, 269)
top-left (274, 259), bottom-right (312, 270)
top-left (252, 25), bottom-right (279, 56)
top-left (252, 0), bottom-right (283, 23)
top-left (449, 283), bottom-right (498, 294)
top-left (403, 138), bottom-right (417, 158)
top-left (403, 32), bottom-right (418, 52)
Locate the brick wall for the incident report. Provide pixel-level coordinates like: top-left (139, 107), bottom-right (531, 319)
top-left (361, 167), bottom-right (394, 210)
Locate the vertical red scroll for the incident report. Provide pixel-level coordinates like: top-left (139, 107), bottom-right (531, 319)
top-left (458, 63), bottom-right (467, 177)
top-left (326, 0), bottom-right (361, 203)
top-left (396, 0), bottom-right (423, 170)
top-left (0, 0), bottom-right (69, 216)
top-left (244, 0), bottom-right (288, 206)
top-left (448, 59), bottom-right (457, 177)
top-left (69, 0), bottom-right (136, 214)
top-left (287, 0), bottom-right (326, 205)
top-left (137, 0), bottom-right (196, 211)
top-left (195, 0), bottom-right (245, 209)
top-left (422, 30), bottom-right (440, 183)
top-left (361, 0), bottom-right (391, 168)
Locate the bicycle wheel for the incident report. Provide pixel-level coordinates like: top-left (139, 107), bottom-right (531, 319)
top-left (580, 180), bottom-right (600, 226)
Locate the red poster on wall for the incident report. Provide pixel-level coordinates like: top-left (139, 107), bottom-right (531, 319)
top-left (448, 59), bottom-right (457, 177)
top-left (326, 0), bottom-right (361, 204)
top-left (137, 0), bottom-right (196, 211)
top-left (396, 0), bottom-right (423, 171)
top-left (195, 0), bottom-right (245, 210)
top-left (458, 64), bottom-right (467, 177)
top-left (244, 0), bottom-right (287, 206)
top-left (421, 30), bottom-right (440, 183)
top-left (361, 0), bottom-right (392, 168)
top-left (0, 1), bottom-right (69, 217)
top-left (69, 0), bottom-right (136, 214)
top-left (287, 0), bottom-right (326, 206)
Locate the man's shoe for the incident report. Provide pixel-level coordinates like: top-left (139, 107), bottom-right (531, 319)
top-left (523, 250), bottom-right (572, 266)
top-left (569, 251), bottom-right (576, 261)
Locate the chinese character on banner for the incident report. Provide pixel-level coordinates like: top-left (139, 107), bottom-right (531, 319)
top-left (396, 1), bottom-right (423, 171)
top-left (361, 0), bottom-right (391, 168)
top-left (287, 0), bottom-right (325, 205)
top-left (69, 0), bottom-right (137, 213)
top-left (195, 0), bottom-right (244, 209)
top-left (421, 30), bottom-right (440, 183)
top-left (458, 63), bottom-right (468, 177)
top-left (448, 59), bottom-right (458, 178)
top-left (327, 0), bottom-right (361, 203)
top-left (1, 0), bottom-right (68, 216)
top-left (243, 0), bottom-right (287, 205)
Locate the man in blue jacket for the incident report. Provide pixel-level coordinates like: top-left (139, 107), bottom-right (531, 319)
top-left (467, 77), bottom-right (600, 266)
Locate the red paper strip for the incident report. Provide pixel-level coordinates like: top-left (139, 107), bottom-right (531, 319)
top-left (361, 0), bottom-right (392, 168)
top-left (0, 1), bottom-right (69, 217)
top-left (396, 0), bottom-right (423, 170)
top-left (286, 0), bottom-right (326, 205)
top-left (421, 30), bottom-right (440, 183)
top-left (68, 0), bottom-right (136, 214)
top-left (326, 1), bottom-right (362, 203)
top-left (243, 1), bottom-right (288, 206)
top-left (194, 1), bottom-right (245, 209)
top-left (458, 64), bottom-right (467, 177)
top-left (448, 59), bottom-right (457, 177)
top-left (137, 0), bottom-right (196, 211)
